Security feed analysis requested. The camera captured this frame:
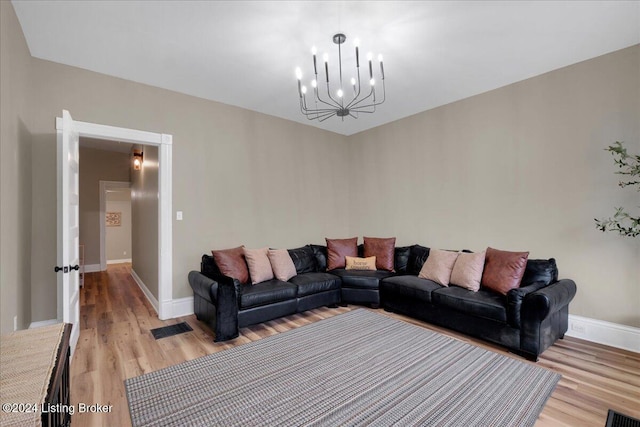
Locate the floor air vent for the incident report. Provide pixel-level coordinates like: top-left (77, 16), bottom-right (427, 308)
top-left (606, 410), bottom-right (640, 427)
top-left (151, 322), bottom-right (193, 340)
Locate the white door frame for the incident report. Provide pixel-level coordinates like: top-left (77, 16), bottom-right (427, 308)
top-left (69, 119), bottom-right (173, 320)
top-left (100, 181), bottom-right (132, 270)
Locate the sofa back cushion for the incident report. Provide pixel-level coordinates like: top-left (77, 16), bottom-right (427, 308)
top-left (201, 254), bottom-right (221, 278)
top-left (521, 258), bottom-right (558, 287)
top-left (212, 246), bottom-right (250, 284)
top-left (326, 237), bottom-right (358, 270)
top-left (308, 244), bottom-right (328, 271)
top-left (407, 245), bottom-right (430, 275)
top-left (287, 246), bottom-right (317, 274)
top-left (393, 246), bottom-right (412, 273)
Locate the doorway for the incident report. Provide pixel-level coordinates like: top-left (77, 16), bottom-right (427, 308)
top-left (100, 181), bottom-right (132, 270)
top-left (57, 114), bottom-right (173, 320)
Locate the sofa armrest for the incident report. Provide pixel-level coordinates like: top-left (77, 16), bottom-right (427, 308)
top-left (521, 279), bottom-right (577, 323)
top-left (188, 271), bottom-right (218, 303)
top-left (188, 271), bottom-right (241, 342)
top-left (506, 281), bottom-right (549, 328)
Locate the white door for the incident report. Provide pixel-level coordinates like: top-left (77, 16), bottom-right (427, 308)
top-left (55, 110), bottom-right (80, 356)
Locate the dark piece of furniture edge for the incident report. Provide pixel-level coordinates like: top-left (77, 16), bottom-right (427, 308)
top-left (43, 323), bottom-right (72, 427)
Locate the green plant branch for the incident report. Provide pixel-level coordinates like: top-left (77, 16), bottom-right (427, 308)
top-left (595, 141), bottom-right (639, 238)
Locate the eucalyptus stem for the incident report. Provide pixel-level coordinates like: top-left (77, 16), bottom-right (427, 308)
top-left (594, 141), bottom-right (640, 238)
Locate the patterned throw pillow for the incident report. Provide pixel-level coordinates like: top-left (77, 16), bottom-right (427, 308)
top-left (345, 256), bottom-right (377, 271)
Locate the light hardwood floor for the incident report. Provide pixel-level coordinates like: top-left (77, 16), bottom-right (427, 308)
top-left (70, 264), bottom-right (640, 426)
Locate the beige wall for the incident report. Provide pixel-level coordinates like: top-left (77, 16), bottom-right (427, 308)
top-left (25, 41), bottom-right (349, 320)
top-left (131, 145), bottom-right (159, 298)
top-left (348, 45), bottom-right (640, 327)
top-left (0, 1), bottom-right (32, 333)
top-left (106, 190), bottom-right (132, 262)
top-left (2, 1), bottom-right (637, 329)
top-left (78, 146), bottom-right (130, 266)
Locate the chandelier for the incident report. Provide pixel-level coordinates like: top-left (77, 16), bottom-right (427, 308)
top-left (295, 33), bottom-right (385, 122)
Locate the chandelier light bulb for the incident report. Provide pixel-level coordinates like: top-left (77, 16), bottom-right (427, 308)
top-left (378, 54), bottom-right (383, 62)
top-left (337, 89), bottom-right (343, 98)
top-left (354, 38), bottom-right (360, 47)
top-left (370, 78), bottom-right (376, 86)
top-left (350, 77), bottom-right (356, 86)
top-left (311, 79), bottom-right (317, 88)
top-left (367, 52), bottom-right (373, 61)
top-left (323, 53), bottom-right (329, 63)
top-left (295, 67), bottom-right (302, 80)
top-left (301, 85), bottom-right (307, 94)
top-left (311, 46), bottom-right (317, 55)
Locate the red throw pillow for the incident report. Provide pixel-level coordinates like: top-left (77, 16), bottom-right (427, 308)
top-left (211, 246), bottom-right (250, 284)
top-left (363, 236), bottom-right (396, 271)
top-left (481, 247), bottom-right (529, 295)
top-left (325, 237), bottom-right (358, 270)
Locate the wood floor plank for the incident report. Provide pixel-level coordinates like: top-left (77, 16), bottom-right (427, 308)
top-left (70, 264), bottom-right (640, 427)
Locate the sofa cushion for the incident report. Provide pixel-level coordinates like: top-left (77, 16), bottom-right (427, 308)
top-left (287, 246), bottom-right (317, 274)
top-left (481, 247), bottom-right (529, 295)
top-left (381, 275), bottom-right (442, 303)
top-left (239, 280), bottom-right (297, 309)
top-left (331, 269), bottom-right (394, 289)
top-left (407, 245), bottom-right (430, 275)
top-left (289, 273), bottom-right (341, 297)
top-left (243, 247), bottom-right (274, 284)
top-left (212, 246), bottom-right (250, 284)
top-left (363, 236), bottom-right (396, 271)
top-left (308, 245), bottom-right (328, 271)
top-left (418, 249), bottom-right (459, 286)
top-left (450, 251), bottom-right (486, 292)
top-left (326, 237), bottom-right (358, 270)
top-left (432, 286), bottom-right (507, 323)
top-left (521, 258), bottom-right (558, 287)
top-left (394, 246), bottom-right (411, 274)
top-left (345, 256), bottom-right (377, 270)
top-left (268, 249), bottom-right (297, 282)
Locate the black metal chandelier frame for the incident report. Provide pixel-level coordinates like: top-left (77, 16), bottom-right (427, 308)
top-left (296, 33), bottom-right (385, 122)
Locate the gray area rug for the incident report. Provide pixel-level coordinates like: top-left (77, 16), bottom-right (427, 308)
top-left (125, 309), bottom-right (560, 426)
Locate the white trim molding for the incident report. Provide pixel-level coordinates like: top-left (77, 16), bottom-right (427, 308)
top-left (130, 269), bottom-right (159, 315)
top-left (107, 258), bottom-right (132, 264)
top-left (157, 134), bottom-right (173, 320)
top-left (566, 314), bottom-right (640, 353)
top-left (171, 297), bottom-right (194, 318)
top-left (29, 319), bottom-right (60, 329)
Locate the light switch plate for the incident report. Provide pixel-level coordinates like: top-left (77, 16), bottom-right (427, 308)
top-left (176, 211), bottom-right (183, 221)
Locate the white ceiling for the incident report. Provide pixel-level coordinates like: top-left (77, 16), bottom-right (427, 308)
top-left (12, 1), bottom-right (640, 136)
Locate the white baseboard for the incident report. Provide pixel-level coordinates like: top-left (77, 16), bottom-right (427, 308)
top-left (84, 264), bottom-right (101, 273)
top-left (130, 269), bottom-right (159, 315)
top-left (29, 319), bottom-right (59, 329)
top-left (566, 314), bottom-right (640, 353)
top-left (107, 258), bottom-right (132, 264)
top-left (171, 297), bottom-right (194, 318)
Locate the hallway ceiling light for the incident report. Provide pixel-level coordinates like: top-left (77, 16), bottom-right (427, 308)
top-left (295, 33), bottom-right (385, 122)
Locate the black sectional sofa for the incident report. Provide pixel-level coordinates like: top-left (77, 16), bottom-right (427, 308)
top-left (188, 243), bottom-right (576, 361)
